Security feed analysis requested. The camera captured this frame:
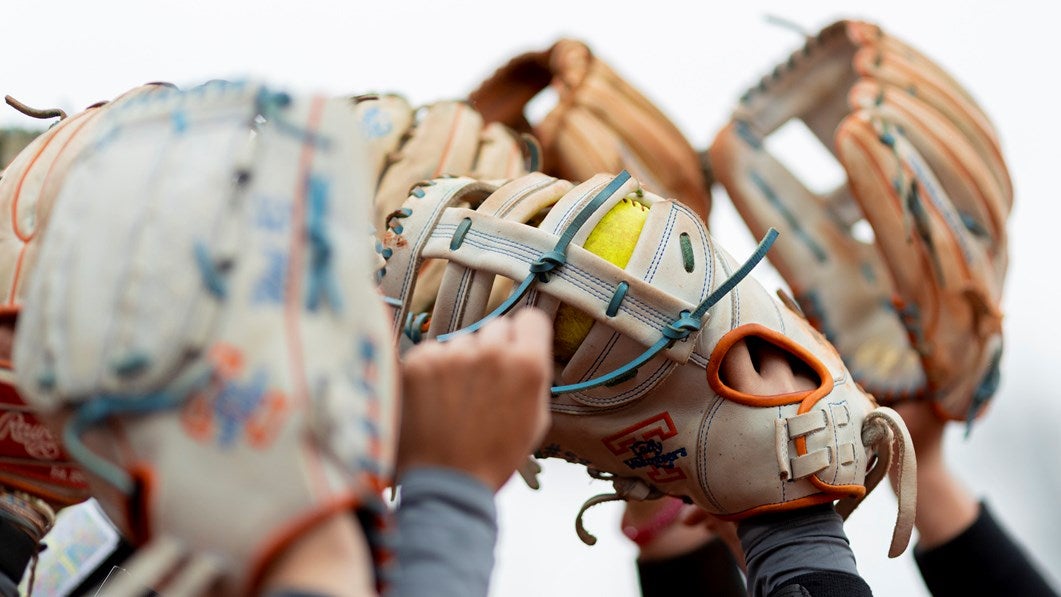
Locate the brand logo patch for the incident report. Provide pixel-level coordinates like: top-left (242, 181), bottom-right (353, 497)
top-left (603, 412), bottom-right (688, 482)
top-left (182, 343), bottom-right (288, 448)
top-left (0, 412), bottom-right (61, 459)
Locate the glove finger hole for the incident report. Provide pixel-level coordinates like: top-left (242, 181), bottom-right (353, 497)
top-left (708, 326), bottom-right (826, 405)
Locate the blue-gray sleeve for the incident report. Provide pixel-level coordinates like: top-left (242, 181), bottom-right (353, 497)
top-left (738, 504), bottom-right (872, 597)
top-left (389, 467), bottom-right (498, 597)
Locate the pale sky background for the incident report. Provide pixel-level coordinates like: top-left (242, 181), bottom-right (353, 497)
top-left (5, 1), bottom-right (1060, 595)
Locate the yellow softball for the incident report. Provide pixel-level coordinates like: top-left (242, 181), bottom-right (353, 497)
top-left (554, 195), bottom-right (649, 362)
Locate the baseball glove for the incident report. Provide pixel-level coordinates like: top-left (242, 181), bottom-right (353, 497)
top-left (351, 93), bottom-right (538, 234)
top-left (0, 85), bottom-right (170, 552)
top-left (377, 169), bottom-right (916, 557)
top-left (13, 80), bottom-right (398, 595)
top-left (469, 39), bottom-right (712, 225)
top-left (351, 94), bottom-right (538, 318)
top-left (708, 20), bottom-right (1011, 424)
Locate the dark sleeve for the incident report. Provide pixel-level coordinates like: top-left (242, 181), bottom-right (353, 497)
top-left (0, 514), bottom-right (36, 597)
top-left (914, 502), bottom-right (1058, 597)
top-left (637, 536), bottom-right (748, 597)
top-left (388, 467), bottom-right (498, 597)
top-left (737, 504), bottom-right (873, 597)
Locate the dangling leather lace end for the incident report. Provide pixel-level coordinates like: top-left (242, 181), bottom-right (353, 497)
top-left (837, 407), bottom-right (916, 558)
top-left (517, 457), bottom-right (542, 490)
top-left (573, 474), bottom-right (661, 546)
top-left (575, 493), bottom-right (623, 546)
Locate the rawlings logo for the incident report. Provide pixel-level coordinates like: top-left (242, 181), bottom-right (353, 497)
top-left (0, 412), bottom-right (61, 460)
top-left (603, 412), bottom-right (688, 483)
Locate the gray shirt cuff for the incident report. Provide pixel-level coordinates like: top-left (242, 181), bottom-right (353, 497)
top-left (738, 505), bottom-right (860, 597)
top-left (390, 467), bottom-right (498, 597)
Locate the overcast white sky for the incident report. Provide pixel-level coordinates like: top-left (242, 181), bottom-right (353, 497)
top-left (5, 2), bottom-right (1060, 595)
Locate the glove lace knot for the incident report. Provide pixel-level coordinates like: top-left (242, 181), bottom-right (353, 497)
top-left (403, 312), bottom-right (431, 344)
top-left (528, 250), bottom-right (566, 282)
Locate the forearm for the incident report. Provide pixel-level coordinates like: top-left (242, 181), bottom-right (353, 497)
top-left (909, 459), bottom-right (979, 550)
top-left (915, 502), bottom-right (1058, 597)
top-left (737, 505), bottom-right (872, 597)
top-left (390, 467), bottom-right (498, 597)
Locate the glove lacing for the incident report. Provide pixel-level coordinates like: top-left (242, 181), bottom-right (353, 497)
top-left (835, 406), bottom-right (916, 558)
top-left (574, 468), bottom-right (664, 546)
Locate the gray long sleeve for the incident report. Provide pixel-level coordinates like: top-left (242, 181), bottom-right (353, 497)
top-left (390, 467), bottom-right (498, 597)
top-left (738, 504), bottom-right (871, 597)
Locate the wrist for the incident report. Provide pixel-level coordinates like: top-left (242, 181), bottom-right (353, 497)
top-left (914, 471), bottom-right (979, 549)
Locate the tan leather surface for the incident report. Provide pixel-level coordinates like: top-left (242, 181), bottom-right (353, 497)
top-left (709, 20), bottom-right (1011, 422)
top-left (469, 39), bottom-right (712, 225)
top-left (379, 170), bottom-right (915, 556)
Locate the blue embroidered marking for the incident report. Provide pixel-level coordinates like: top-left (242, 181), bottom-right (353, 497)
top-left (255, 87), bottom-right (330, 149)
top-left (305, 176), bottom-right (342, 312)
top-left (355, 337), bottom-right (379, 399)
top-left (252, 248), bottom-right (288, 304)
top-left (360, 106), bottom-right (394, 139)
top-left (113, 353), bottom-right (151, 378)
top-left (196, 242), bottom-right (228, 298)
top-left (171, 110), bottom-right (187, 133)
top-left (622, 440), bottom-right (688, 471)
top-left (253, 194), bottom-right (292, 232)
top-left (214, 368), bottom-right (270, 448)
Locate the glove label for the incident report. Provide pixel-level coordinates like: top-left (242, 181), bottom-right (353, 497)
top-left (603, 412), bottom-right (688, 483)
top-left (182, 343), bottom-right (289, 449)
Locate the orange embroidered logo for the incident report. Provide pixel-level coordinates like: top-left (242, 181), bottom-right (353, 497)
top-left (603, 412), bottom-right (688, 483)
top-left (182, 343), bottom-right (288, 449)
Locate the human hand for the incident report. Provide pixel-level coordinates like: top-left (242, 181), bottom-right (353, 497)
top-left (397, 308), bottom-right (552, 492)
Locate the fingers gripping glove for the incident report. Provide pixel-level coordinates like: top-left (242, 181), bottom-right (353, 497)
top-left (350, 94), bottom-right (538, 316)
top-left (469, 39), bottom-right (712, 225)
top-left (708, 20), bottom-right (1011, 424)
top-left (0, 84), bottom-right (170, 535)
top-left (377, 170), bottom-right (916, 558)
top-left (12, 81), bottom-right (398, 595)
